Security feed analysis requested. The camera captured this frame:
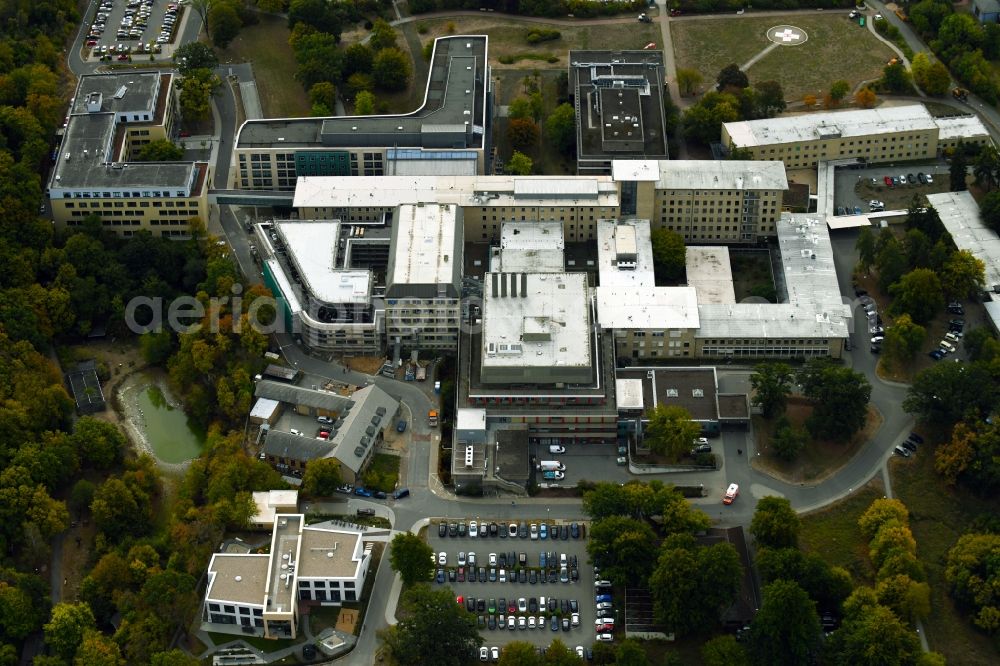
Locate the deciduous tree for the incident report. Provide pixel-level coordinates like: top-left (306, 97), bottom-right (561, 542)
top-left (301, 458), bottom-right (342, 496)
top-left (388, 532), bottom-right (434, 586)
top-left (750, 362), bottom-right (794, 418)
top-left (749, 580), bottom-right (820, 666)
top-left (829, 79), bottom-right (851, 102)
top-left (676, 68), bottom-right (702, 96)
top-left (587, 515), bottom-right (658, 586)
top-left (544, 103), bottom-right (576, 155)
top-left (650, 228), bottom-right (686, 281)
top-left (372, 47), bottom-right (411, 92)
top-left (701, 635), bottom-right (749, 666)
top-left (750, 496), bottom-right (800, 549)
top-left (369, 18), bottom-right (398, 51)
top-left (890, 268), bottom-right (944, 323)
top-left (354, 90), bottom-right (376, 115)
top-left (946, 532), bottom-right (1000, 633)
top-left (208, 0), bottom-right (242, 49)
top-left (797, 359), bottom-right (871, 441)
top-left (507, 151), bottom-right (532, 175)
top-left (905, 360), bottom-right (998, 423)
top-left (882, 314), bottom-right (926, 365)
top-left (497, 641), bottom-right (542, 666)
top-left (881, 63), bottom-right (911, 93)
top-left (137, 140), bottom-right (184, 162)
top-left (379, 584), bottom-right (481, 666)
top-left (43, 602), bottom-right (96, 661)
top-left (173, 42), bottom-right (218, 75)
top-left (506, 118), bottom-right (539, 152)
top-left (941, 249), bottom-right (986, 300)
top-left (770, 416), bottom-right (808, 462)
top-left (343, 43), bottom-right (374, 79)
top-left (753, 80), bottom-right (786, 117)
top-left (856, 226), bottom-right (877, 271)
top-left (854, 87), bottom-right (878, 108)
top-left (716, 64), bottom-right (749, 92)
top-left (643, 404), bottom-right (701, 459)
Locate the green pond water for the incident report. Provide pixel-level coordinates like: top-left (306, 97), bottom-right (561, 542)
top-left (135, 383), bottom-right (205, 463)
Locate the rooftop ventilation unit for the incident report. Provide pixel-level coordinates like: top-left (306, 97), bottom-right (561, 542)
top-left (113, 85), bottom-right (127, 99)
top-left (354, 446), bottom-right (365, 457)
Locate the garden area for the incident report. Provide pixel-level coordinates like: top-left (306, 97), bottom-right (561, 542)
top-left (730, 250), bottom-right (776, 302)
top-left (798, 479), bottom-right (883, 584)
top-left (363, 452), bottom-right (401, 493)
top-left (671, 14), bottom-right (895, 100)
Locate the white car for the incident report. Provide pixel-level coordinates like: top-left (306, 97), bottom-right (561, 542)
top-left (508, 523), bottom-right (518, 537)
top-left (874, 13), bottom-right (883, 20)
top-left (479, 646), bottom-right (488, 661)
top-left (489, 552), bottom-right (497, 566)
top-left (528, 616), bottom-right (536, 629)
top-left (530, 523), bottom-right (538, 540)
top-left (518, 616), bottom-right (526, 630)
top-left (517, 597), bottom-right (527, 612)
top-left (491, 647), bottom-right (499, 661)
top-left (596, 602), bottom-right (613, 610)
top-left (468, 552), bottom-right (476, 566)
top-left (925, 173), bottom-right (934, 184)
top-left (458, 551), bottom-right (467, 566)
top-left (596, 617), bottom-right (615, 626)
top-left (596, 633), bottom-right (614, 642)
top-left (572, 612), bottom-right (580, 626)
top-left (548, 444), bottom-right (566, 454)
top-left (438, 552), bottom-right (447, 566)
top-left (576, 646), bottom-right (586, 658)
top-left (595, 580), bottom-right (613, 588)
top-left (499, 569), bottom-right (507, 583)
top-left (469, 520), bottom-right (478, 537)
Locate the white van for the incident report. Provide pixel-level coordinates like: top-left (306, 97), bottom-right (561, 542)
top-left (548, 444), bottom-right (566, 454)
top-left (537, 460), bottom-right (566, 471)
top-left (939, 340), bottom-right (956, 353)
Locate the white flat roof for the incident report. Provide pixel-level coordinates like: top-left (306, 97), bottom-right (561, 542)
top-left (390, 204), bottom-right (458, 286)
top-left (611, 159), bottom-right (660, 182)
top-left (928, 191), bottom-right (1000, 290)
top-left (250, 397), bottom-right (280, 420)
top-left (252, 489), bottom-right (299, 526)
top-left (265, 259), bottom-right (303, 315)
top-left (293, 174), bottom-right (619, 210)
top-left (482, 272), bottom-right (592, 369)
top-left (498, 221), bottom-right (564, 273)
top-left (936, 115), bottom-right (992, 141)
top-left (686, 247), bottom-right (737, 304)
top-left (656, 160), bottom-right (788, 191)
top-left (596, 218), bottom-right (656, 288)
top-left (616, 378), bottom-right (645, 410)
top-left (277, 221), bottom-right (372, 305)
top-left (596, 286), bottom-right (700, 329)
top-left (456, 408), bottom-right (486, 431)
top-left (724, 104), bottom-right (937, 147)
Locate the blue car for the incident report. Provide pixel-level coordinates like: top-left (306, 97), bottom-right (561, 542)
top-left (354, 487), bottom-right (373, 497)
top-left (596, 594), bottom-right (612, 603)
top-left (928, 349), bottom-right (945, 361)
top-left (540, 523), bottom-right (548, 540)
top-left (396, 420), bottom-right (407, 432)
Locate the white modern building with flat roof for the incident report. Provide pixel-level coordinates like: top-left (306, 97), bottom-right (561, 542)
top-left (491, 221), bottom-right (565, 273)
top-left (685, 247), bottom-right (737, 304)
top-left (596, 218), bottom-right (656, 288)
top-left (202, 516), bottom-right (371, 639)
top-left (385, 203), bottom-right (464, 350)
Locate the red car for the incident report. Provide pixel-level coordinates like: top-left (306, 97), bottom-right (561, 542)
top-left (670, 9), bottom-right (682, 16)
top-left (87, 39), bottom-right (98, 47)
top-left (596, 623), bottom-right (614, 633)
top-left (883, 176), bottom-right (893, 188)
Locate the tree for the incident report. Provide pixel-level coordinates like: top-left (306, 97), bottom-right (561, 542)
top-left (922, 62), bottom-right (952, 96)
top-left (586, 516), bottom-right (658, 586)
top-left (934, 419), bottom-right (1000, 491)
top-left (498, 641), bottom-right (542, 666)
top-left (826, 600), bottom-right (924, 665)
top-left (379, 584), bottom-right (481, 666)
top-left (288, 0), bottom-right (344, 35)
top-left (90, 475), bottom-right (152, 541)
top-left (136, 140), bottom-right (184, 162)
top-left (353, 90), bottom-right (376, 115)
top-left (982, 189), bottom-right (1000, 233)
top-left (856, 226), bottom-right (877, 272)
top-left (749, 580), bottom-right (820, 666)
top-left (753, 80), bottom-right (786, 117)
top-left (854, 87), bottom-right (878, 108)
top-left (308, 82), bottom-right (337, 115)
top-left (301, 458), bottom-right (342, 496)
top-left (71, 417), bottom-right (126, 470)
top-left (614, 639), bottom-right (649, 666)
top-left (829, 80), bottom-right (851, 102)
top-left (388, 532), bottom-right (434, 586)
top-left (770, 416), bottom-right (808, 462)
top-left (506, 118), bottom-right (539, 152)
top-left (343, 43), bottom-right (375, 79)
top-left (701, 635), bottom-right (749, 666)
top-left (177, 69), bottom-right (220, 123)
top-left (173, 42), bottom-right (218, 75)
top-left (545, 103), bottom-right (576, 155)
top-left (974, 145), bottom-right (1000, 190)
top-left (682, 92), bottom-right (740, 144)
top-left (650, 228), bottom-right (686, 281)
top-left (882, 314), bottom-right (926, 365)
top-left (756, 548), bottom-right (853, 611)
top-left (545, 640), bottom-right (583, 665)
top-left (797, 360), bottom-right (871, 441)
top-left (369, 18), bottom-right (398, 51)
top-left (941, 249), bottom-right (986, 300)
top-left (716, 64), bottom-right (749, 92)
top-left (372, 48), bottom-right (411, 92)
top-left (208, 1), bottom-right (242, 49)
top-left (951, 150), bottom-right (968, 191)
top-left (881, 63), bottom-right (911, 93)
top-left (650, 535), bottom-right (742, 637)
top-left (293, 30), bottom-right (344, 90)
top-left (44, 602), bottom-right (96, 661)
top-left (582, 480), bottom-right (709, 528)
top-left (876, 574), bottom-right (931, 622)
top-left (890, 268), bottom-right (944, 324)
top-left (507, 151), bottom-right (533, 175)
top-left (803, 94), bottom-right (817, 108)
top-left (964, 326), bottom-right (1000, 362)
top-left (905, 360), bottom-right (998, 423)
top-left (946, 532), bottom-right (1000, 634)
top-left (750, 496), bottom-right (800, 549)
top-left (676, 68), bottom-right (703, 96)
top-left (750, 362), bottom-right (793, 418)
top-left (508, 97), bottom-right (534, 120)
top-left (74, 629), bottom-right (124, 666)
top-left (150, 650), bottom-right (201, 666)
top-left (643, 404), bottom-right (701, 459)
top-left (875, 232), bottom-right (907, 292)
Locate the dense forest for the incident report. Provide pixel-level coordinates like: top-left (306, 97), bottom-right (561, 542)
top-left (0, 3), bottom-right (289, 663)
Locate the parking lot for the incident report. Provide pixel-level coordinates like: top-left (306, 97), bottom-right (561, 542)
top-left (833, 162), bottom-right (951, 215)
top-left (426, 518), bottom-right (607, 655)
top-left (84, 0), bottom-right (184, 60)
top-left (530, 441), bottom-right (630, 487)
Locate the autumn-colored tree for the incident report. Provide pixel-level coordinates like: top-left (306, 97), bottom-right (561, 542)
top-left (854, 87), bottom-right (878, 108)
top-left (803, 94), bottom-right (817, 108)
top-left (506, 118), bottom-right (539, 152)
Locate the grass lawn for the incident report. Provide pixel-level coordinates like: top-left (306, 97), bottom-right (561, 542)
top-left (799, 479), bottom-right (884, 584)
top-left (214, 15), bottom-right (311, 118)
top-left (493, 69), bottom-right (575, 175)
top-left (752, 399), bottom-right (883, 484)
top-left (207, 632), bottom-right (297, 652)
top-left (730, 250), bottom-right (775, 302)
top-left (414, 17), bottom-right (659, 69)
top-left (890, 447), bottom-right (1000, 665)
top-left (672, 16), bottom-right (895, 100)
top-left (307, 605), bottom-right (342, 637)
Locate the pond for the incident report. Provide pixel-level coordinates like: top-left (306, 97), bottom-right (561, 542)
top-left (122, 373), bottom-right (205, 464)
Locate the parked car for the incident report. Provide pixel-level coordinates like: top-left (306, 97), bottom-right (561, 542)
top-left (917, 172), bottom-right (927, 184)
top-left (907, 173), bottom-right (916, 184)
top-left (894, 445), bottom-right (911, 457)
top-left (396, 420), bottom-right (407, 432)
top-left (393, 488), bottom-right (410, 500)
top-left (928, 349), bottom-right (945, 361)
top-left (548, 444), bottom-right (566, 454)
top-left (354, 487), bottom-right (372, 497)
top-left (908, 433), bottom-right (924, 444)
top-left (926, 173), bottom-right (934, 184)
top-left (884, 176), bottom-right (893, 187)
top-left (724, 483), bottom-right (739, 505)
top-left (947, 302), bottom-right (965, 315)
top-left (469, 521), bottom-right (479, 538)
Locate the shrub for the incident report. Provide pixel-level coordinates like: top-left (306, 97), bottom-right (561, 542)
top-left (526, 28), bottom-right (561, 45)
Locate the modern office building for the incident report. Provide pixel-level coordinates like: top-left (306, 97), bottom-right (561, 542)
top-left (231, 35), bottom-right (491, 190)
top-left (569, 50), bottom-right (670, 174)
top-left (721, 104), bottom-right (992, 168)
top-left (202, 514), bottom-right (372, 639)
top-left (48, 71), bottom-right (210, 237)
top-left (385, 203), bottom-right (464, 351)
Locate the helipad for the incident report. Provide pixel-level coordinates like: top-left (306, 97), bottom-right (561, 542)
top-left (767, 25), bottom-right (809, 46)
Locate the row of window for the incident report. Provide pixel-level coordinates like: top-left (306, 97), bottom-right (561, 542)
top-left (66, 200), bottom-right (194, 209)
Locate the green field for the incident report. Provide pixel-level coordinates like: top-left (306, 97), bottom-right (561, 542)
top-left (671, 15), bottom-right (896, 100)
top-left (799, 480), bottom-right (883, 585)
